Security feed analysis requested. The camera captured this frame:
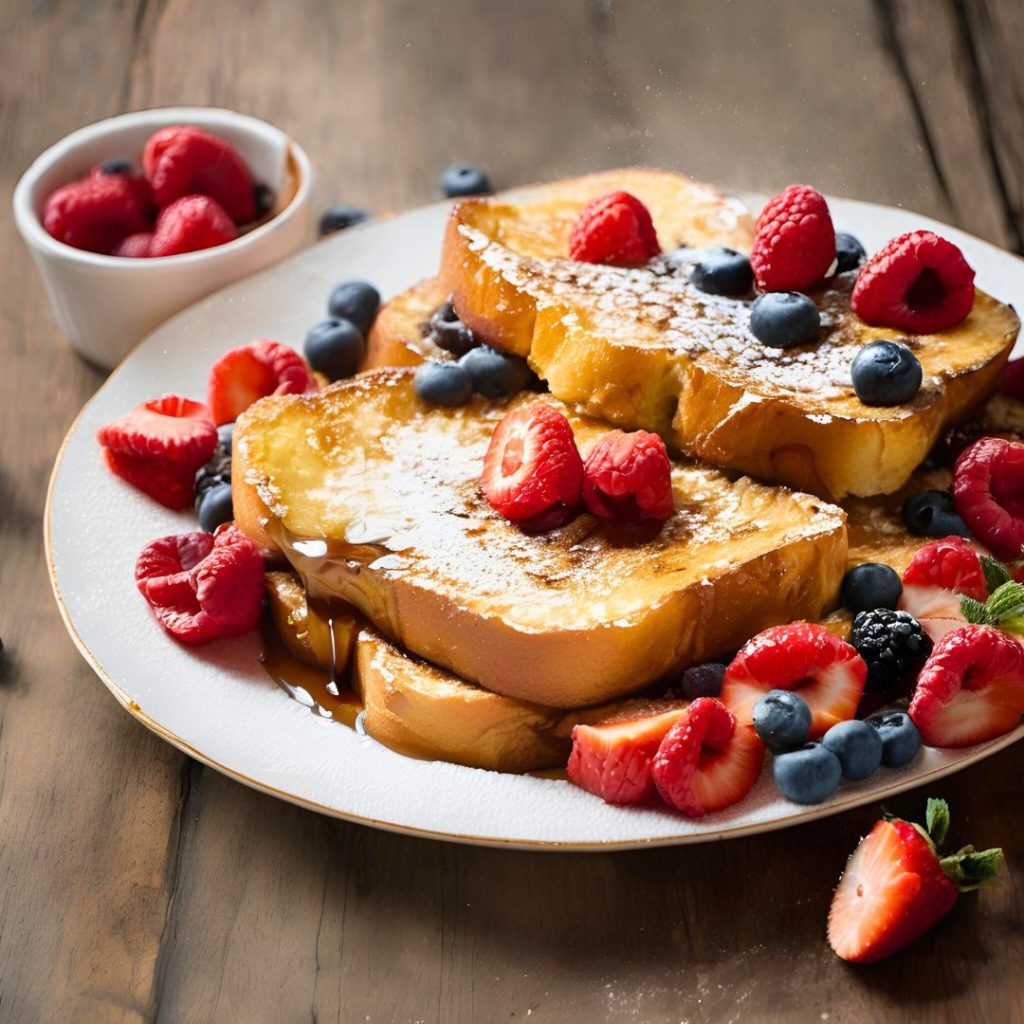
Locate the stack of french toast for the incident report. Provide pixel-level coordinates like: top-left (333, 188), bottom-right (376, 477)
top-left (231, 169), bottom-right (1022, 779)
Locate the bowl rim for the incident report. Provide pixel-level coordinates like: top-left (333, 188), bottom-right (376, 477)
top-left (12, 106), bottom-right (313, 270)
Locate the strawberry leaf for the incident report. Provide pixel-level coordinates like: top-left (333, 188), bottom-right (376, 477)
top-left (960, 595), bottom-right (993, 625)
top-left (981, 555), bottom-right (1012, 595)
top-left (926, 798), bottom-right (950, 847)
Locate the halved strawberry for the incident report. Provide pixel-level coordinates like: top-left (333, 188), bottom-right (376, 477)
top-left (651, 697), bottom-right (764, 817)
top-left (719, 623), bottom-right (867, 739)
top-left (97, 394), bottom-right (215, 463)
top-left (908, 624), bottom-right (1024, 748)
top-left (829, 799), bottom-right (1001, 963)
top-left (898, 536), bottom-right (987, 644)
top-left (206, 340), bottom-right (317, 425)
top-left (481, 403), bottom-right (584, 522)
top-left (102, 448), bottom-right (196, 511)
top-left (567, 705), bottom-right (688, 805)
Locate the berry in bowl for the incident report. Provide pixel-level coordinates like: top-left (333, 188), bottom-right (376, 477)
top-left (14, 107), bottom-right (313, 368)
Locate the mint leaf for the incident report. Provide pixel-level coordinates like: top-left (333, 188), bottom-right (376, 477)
top-left (998, 613), bottom-right (1024, 638)
top-left (926, 798), bottom-right (950, 847)
top-left (986, 581), bottom-right (1024, 623)
top-left (960, 595), bottom-right (992, 625)
top-left (940, 846), bottom-right (1004, 890)
top-left (981, 555), bottom-right (1012, 595)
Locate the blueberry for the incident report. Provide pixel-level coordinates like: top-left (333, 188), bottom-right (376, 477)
top-left (835, 232), bottom-right (866, 273)
top-left (752, 690), bottom-right (812, 753)
top-left (317, 204), bottom-right (369, 237)
top-left (690, 247), bottom-right (753, 297)
top-left (901, 490), bottom-right (969, 538)
top-left (821, 720), bottom-right (883, 781)
top-left (98, 156), bottom-right (138, 176)
top-left (458, 346), bottom-right (532, 399)
top-left (840, 562), bottom-right (903, 613)
top-left (197, 481), bottom-right (234, 533)
top-left (326, 281), bottom-right (380, 336)
top-left (439, 162), bottom-right (491, 198)
top-left (253, 183), bottom-right (275, 218)
top-left (772, 743), bottom-right (842, 804)
top-left (413, 359), bottom-right (474, 407)
top-left (851, 340), bottom-right (922, 406)
top-left (749, 292), bottom-right (820, 349)
top-left (866, 711), bottom-right (923, 768)
top-left (217, 422), bottom-right (235, 451)
top-left (303, 319), bottom-right (365, 381)
top-left (679, 662), bottom-right (727, 700)
top-left (427, 301), bottom-right (479, 356)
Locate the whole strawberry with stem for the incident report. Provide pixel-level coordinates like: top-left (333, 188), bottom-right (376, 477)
top-left (828, 798), bottom-right (1002, 963)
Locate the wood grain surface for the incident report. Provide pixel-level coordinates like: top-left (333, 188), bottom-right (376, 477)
top-left (2, 2), bottom-right (1023, 1021)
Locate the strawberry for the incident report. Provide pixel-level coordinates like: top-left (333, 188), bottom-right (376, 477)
top-left (135, 526), bottom-right (264, 644)
top-left (568, 191), bottom-right (660, 265)
top-left (206, 340), bottom-right (318, 425)
top-left (650, 697), bottom-right (764, 817)
top-left (581, 429), bottom-right (674, 522)
top-left (719, 623), bottom-right (867, 739)
top-left (953, 437), bottom-right (1024, 560)
top-left (143, 125), bottom-right (256, 224)
top-left (898, 536), bottom-right (987, 644)
top-left (481, 403), bottom-right (584, 523)
top-left (102, 447), bottom-right (196, 511)
top-left (567, 705), bottom-right (688, 805)
top-left (898, 584), bottom-right (969, 645)
top-left (828, 798), bottom-right (1002, 963)
top-left (909, 624), bottom-right (1024, 748)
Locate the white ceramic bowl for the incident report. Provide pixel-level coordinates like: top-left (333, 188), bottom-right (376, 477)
top-left (13, 107), bottom-right (313, 369)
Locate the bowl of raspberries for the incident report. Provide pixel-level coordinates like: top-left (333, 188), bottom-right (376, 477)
top-left (13, 107), bottom-right (313, 368)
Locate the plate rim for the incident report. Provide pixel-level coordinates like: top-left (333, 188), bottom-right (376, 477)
top-left (44, 193), bottom-right (1024, 851)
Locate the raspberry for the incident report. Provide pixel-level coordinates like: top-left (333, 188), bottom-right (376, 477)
top-left (953, 437), bottom-right (1024, 559)
top-left (581, 429), bottom-right (674, 521)
top-left (901, 536), bottom-right (988, 603)
top-left (1001, 358), bottom-right (1024, 402)
top-left (909, 625), bottom-right (1024, 747)
top-left (102, 447), bottom-right (196, 511)
top-left (135, 526), bottom-right (264, 644)
top-left (481, 403), bottom-right (584, 522)
top-left (143, 125), bottom-right (256, 224)
top-left (851, 230), bottom-right (975, 334)
top-left (750, 185), bottom-right (836, 292)
top-left (42, 173), bottom-right (151, 254)
top-left (149, 195), bottom-right (238, 257)
top-left (850, 608), bottom-right (932, 696)
top-left (97, 395), bottom-right (216, 464)
top-left (206, 340), bottom-right (318, 425)
top-left (113, 232), bottom-right (154, 258)
top-left (568, 191), bottom-right (660, 265)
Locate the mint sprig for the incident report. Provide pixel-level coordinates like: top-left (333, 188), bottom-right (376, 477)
top-left (981, 554), bottom-right (1012, 594)
top-left (960, 581), bottom-right (1024, 636)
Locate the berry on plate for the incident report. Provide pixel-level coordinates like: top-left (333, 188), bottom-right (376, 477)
top-left (303, 319), bottom-right (365, 382)
top-left (865, 711), bottom-right (922, 768)
top-left (953, 437), bottom-right (1024, 560)
top-left (678, 662), bottom-right (727, 701)
top-left (720, 622), bottom-right (867, 738)
top-left (459, 346), bottom-right (533, 399)
top-left (317, 203), bottom-right (369, 236)
top-left (427, 301), bottom-right (479, 356)
top-left (481, 403), bottom-right (584, 523)
top-left (102, 448), bottom-right (198, 511)
top-left (828, 798), bottom-right (1002, 963)
top-left (850, 340), bottom-right (922, 406)
top-left (149, 195), bottom-right (238, 257)
top-left (650, 697), bottom-right (765, 817)
top-left (834, 232), bottom-right (866, 273)
top-left (207, 340), bottom-right (317, 425)
top-left (42, 173), bottom-right (151, 254)
top-left (195, 434), bottom-right (234, 533)
top-left (821, 719), bottom-right (882, 781)
top-left (567, 706), bottom-right (688, 805)
top-left (750, 184), bottom-right (836, 292)
top-left (689, 246), bottom-right (753, 297)
top-left (143, 125), bottom-right (256, 224)
top-left (840, 562), bottom-right (902, 613)
top-left (752, 689), bottom-right (812, 753)
top-left (326, 280), bottom-right (381, 335)
top-left (909, 624), bottom-right (1024, 748)
top-left (850, 608), bottom-right (932, 696)
top-left (439, 162), bottom-right (492, 198)
top-left (568, 190), bottom-right (660, 265)
top-left (748, 292), bottom-right (820, 349)
top-left (135, 526), bottom-right (264, 644)
top-left (581, 429), bottom-right (674, 522)
top-left (899, 536), bottom-right (986, 644)
top-left (851, 230), bottom-right (975, 334)
top-left (901, 489), bottom-right (969, 539)
top-left (771, 742), bottom-right (841, 804)
top-left (413, 359), bottom-right (474, 407)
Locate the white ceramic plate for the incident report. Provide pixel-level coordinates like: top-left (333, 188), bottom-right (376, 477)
top-left (46, 195), bottom-right (1024, 850)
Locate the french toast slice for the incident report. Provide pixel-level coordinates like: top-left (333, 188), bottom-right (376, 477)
top-left (233, 369), bottom-right (847, 708)
top-left (439, 171), bottom-right (1018, 499)
top-left (362, 277), bottom-right (450, 370)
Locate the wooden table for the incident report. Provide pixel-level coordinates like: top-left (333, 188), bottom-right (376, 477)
top-left (3, 2), bottom-right (1023, 1021)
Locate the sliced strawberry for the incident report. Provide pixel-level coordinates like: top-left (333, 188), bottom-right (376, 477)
top-left (567, 706), bottom-right (688, 805)
top-left (953, 437), bottom-right (1024, 560)
top-left (898, 584), bottom-right (968, 645)
top-left (206, 340), bottom-right (317, 425)
top-left (719, 623), bottom-right (867, 739)
top-left (902, 536), bottom-right (988, 602)
top-left (97, 394), bottom-right (216, 464)
top-left (135, 526), bottom-right (264, 644)
top-left (102, 448), bottom-right (196, 511)
top-left (650, 697), bottom-right (764, 817)
top-left (909, 624), bottom-right (1024, 748)
top-left (481, 403), bottom-right (584, 522)
top-left (828, 799), bottom-right (1001, 963)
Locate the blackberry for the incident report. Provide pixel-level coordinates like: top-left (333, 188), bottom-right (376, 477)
top-left (195, 439), bottom-right (232, 512)
top-left (850, 609), bottom-right (932, 696)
